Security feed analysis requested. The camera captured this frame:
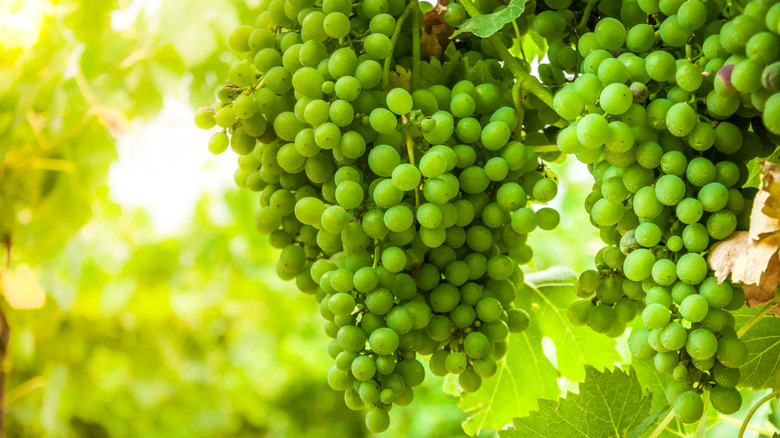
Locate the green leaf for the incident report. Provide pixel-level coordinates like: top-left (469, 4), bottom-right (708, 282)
top-left (746, 148), bottom-right (780, 188)
top-left (523, 267), bottom-right (621, 381)
top-left (454, 0), bottom-right (529, 38)
top-left (500, 366), bottom-right (652, 438)
top-left (734, 306), bottom-right (780, 390)
top-left (421, 43), bottom-right (463, 89)
top-left (458, 267), bottom-right (621, 435)
top-left (389, 66), bottom-right (412, 91)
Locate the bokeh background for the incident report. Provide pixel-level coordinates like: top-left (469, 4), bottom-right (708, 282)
top-left (0, 1), bottom-right (600, 436)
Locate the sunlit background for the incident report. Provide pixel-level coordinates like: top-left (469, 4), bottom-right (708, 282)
top-left (0, 1), bottom-right (602, 437)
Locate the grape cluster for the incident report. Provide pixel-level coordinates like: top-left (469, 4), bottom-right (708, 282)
top-left (195, 0), bottom-right (561, 432)
top-left (698, 0), bottom-right (780, 137)
top-left (546, 0), bottom-right (776, 425)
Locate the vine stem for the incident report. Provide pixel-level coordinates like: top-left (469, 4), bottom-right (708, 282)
top-left (382, 6), bottom-right (412, 92)
top-left (577, 0), bottom-right (598, 32)
top-left (739, 389), bottom-right (780, 438)
top-left (512, 82), bottom-right (525, 138)
top-left (737, 296), bottom-right (780, 338)
top-left (0, 237), bottom-right (11, 438)
top-left (511, 20), bottom-right (527, 63)
top-left (404, 124), bottom-right (421, 207)
top-left (457, 0), bottom-right (555, 110)
top-left (646, 409), bottom-right (675, 438)
top-left (373, 240), bottom-right (381, 268)
top-left (411, 0), bottom-right (421, 90)
top-left (528, 144), bottom-right (560, 153)
top-left (719, 415), bottom-right (776, 435)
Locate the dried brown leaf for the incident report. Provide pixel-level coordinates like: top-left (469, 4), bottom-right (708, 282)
top-left (751, 190), bottom-right (780, 241)
top-left (708, 232), bottom-right (780, 285)
top-left (743, 251), bottom-right (780, 308)
top-left (761, 161), bottom-right (780, 220)
top-left (421, 2), bottom-right (454, 59)
top-left (709, 232), bottom-right (780, 305)
top-left (709, 232), bottom-right (753, 283)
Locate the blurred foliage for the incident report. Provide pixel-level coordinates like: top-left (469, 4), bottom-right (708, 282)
top-left (0, 0), bottom-right (253, 265)
top-left (6, 190), bottom-right (472, 437)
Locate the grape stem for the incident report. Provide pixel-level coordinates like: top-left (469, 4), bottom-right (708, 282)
top-left (383, 6), bottom-right (413, 92)
top-left (403, 124), bottom-right (421, 208)
top-left (646, 408), bottom-right (675, 438)
top-left (457, 0), bottom-right (555, 111)
top-left (511, 20), bottom-right (527, 62)
top-left (411, 0), bottom-right (421, 91)
top-left (576, 0), bottom-right (598, 32)
top-left (512, 82), bottom-right (525, 138)
top-left (737, 296), bottom-right (780, 338)
top-left (738, 389), bottom-right (780, 438)
top-left (719, 415), bottom-right (777, 435)
top-left (373, 241), bottom-right (381, 268)
top-left (252, 76), bottom-right (266, 91)
top-left (528, 144), bottom-right (560, 153)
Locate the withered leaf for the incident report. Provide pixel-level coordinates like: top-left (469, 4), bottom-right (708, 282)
top-left (751, 190), bottom-right (780, 241)
top-left (709, 232), bottom-right (780, 285)
top-left (743, 254), bottom-right (780, 309)
top-left (761, 161), bottom-right (780, 220)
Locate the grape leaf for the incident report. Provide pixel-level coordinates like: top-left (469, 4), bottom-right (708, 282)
top-left (734, 306), bottom-right (780, 390)
top-left (630, 350), bottom-right (674, 412)
top-left (453, 0), bottom-right (530, 38)
top-left (457, 267), bottom-right (620, 435)
top-left (500, 366), bottom-right (652, 438)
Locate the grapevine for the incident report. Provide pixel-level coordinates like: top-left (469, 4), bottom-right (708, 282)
top-left (196, 0), bottom-right (780, 435)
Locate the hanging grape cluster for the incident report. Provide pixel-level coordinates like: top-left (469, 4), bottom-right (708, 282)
top-left (194, 0), bottom-right (563, 432)
top-left (542, 0), bottom-right (776, 424)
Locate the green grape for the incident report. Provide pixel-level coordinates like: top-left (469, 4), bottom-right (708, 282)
top-left (589, 304), bottom-right (617, 333)
top-left (633, 186), bottom-right (664, 219)
top-left (392, 164), bottom-right (421, 191)
top-left (747, 32), bottom-right (780, 64)
top-left (716, 336), bottom-right (748, 369)
top-left (677, 0), bottom-right (707, 30)
top-left (600, 83), bottom-right (633, 115)
top-left (674, 391), bottom-right (704, 424)
top-left (655, 174), bottom-right (686, 206)
top-left (481, 121), bottom-right (511, 150)
top-left (645, 51), bottom-right (676, 82)
top-left (595, 17), bottom-right (627, 51)
top-left (707, 209), bottom-right (737, 240)
top-left (709, 385), bottom-right (742, 415)
top-left (577, 114), bottom-right (610, 148)
top-left (624, 248), bottom-right (656, 281)
top-left (665, 103), bottom-right (697, 137)
top-left (626, 23), bottom-right (656, 52)
top-left (365, 407), bottom-right (390, 433)
top-left (642, 303), bottom-right (671, 330)
top-left (686, 328), bottom-right (718, 360)
top-left (686, 157), bottom-right (716, 187)
top-left (534, 11), bottom-right (567, 39)
top-left (629, 329), bottom-right (657, 360)
top-left (364, 33), bottom-right (393, 60)
top-left (386, 88), bottom-right (413, 115)
top-left (659, 15), bottom-right (691, 47)
top-left (553, 88), bottom-right (585, 120)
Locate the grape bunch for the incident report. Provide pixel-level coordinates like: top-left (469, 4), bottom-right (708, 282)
top-left (695, 0), bottom-right (780, 137)
top-left (546, 0), bottom-right (776, 425)
top-left (194, 0), bottom-right (561, 432)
